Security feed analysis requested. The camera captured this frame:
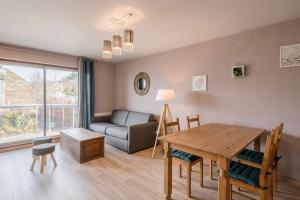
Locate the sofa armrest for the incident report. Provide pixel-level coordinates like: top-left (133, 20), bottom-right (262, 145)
top-left (91, 115), bottom-right (110, 123)
top-left (128, 121), bottom-right (158, 154)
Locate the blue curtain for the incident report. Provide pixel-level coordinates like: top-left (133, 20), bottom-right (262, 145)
top-left (81, 58), bottom-right (95, 129)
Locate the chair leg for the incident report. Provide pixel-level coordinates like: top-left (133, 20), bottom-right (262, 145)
top-left (30, 156), bottom-right (37, 171)
top-left (187, 165), bottom-right (191, 198)
top-left (199, 159), bottom-right (203, 187)
top-left (179, 164), bottom-right (182, 178)
top-left (273, 167), bottom-right (278, 192)
top-left (44, 155), bottom-right (47, 165)
top-left (229, 184), bottom-right (232, 200)
top-left (50, 153), bottom-right (57, 167)
top-left (259, 189), bottom-right (268, 200)
top-left (209, 160), bottom-right (213, 180)
top-left (40, 156), bottom-right (45, 174)
top-left (269, 174), bottom-right (274, 200)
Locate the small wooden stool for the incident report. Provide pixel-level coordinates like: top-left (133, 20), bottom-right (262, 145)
top-left (30, 143), bottom-right (57, 173)
top-left (32, 136), bottom-right (53, 163)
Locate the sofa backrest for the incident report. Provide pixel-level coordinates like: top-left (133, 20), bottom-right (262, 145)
top-left (110, 110), bottom-right (129, 126)
top-left (125, 111), bottom-right (154, 127)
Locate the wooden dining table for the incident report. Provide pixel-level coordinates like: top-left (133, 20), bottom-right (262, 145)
top-left (159, 123), bottom-right (265, 200)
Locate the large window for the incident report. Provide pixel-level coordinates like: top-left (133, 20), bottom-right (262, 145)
top-left (46, 69), bottom-right (78, 136)
top-left (0, 62), bottom-right (78, 146)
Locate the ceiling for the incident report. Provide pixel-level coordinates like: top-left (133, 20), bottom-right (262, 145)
top-left (1, 0), bottom-right (300, 63)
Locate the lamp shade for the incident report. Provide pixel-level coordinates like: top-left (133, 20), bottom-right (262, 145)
top-left (156, 89), bottom-right (175, 101)
top-left (102, 40), bottom-right (112, 59)
top-left (123, 29), bottom-right (134, 52)
top-left (112, 34), bottom-right (122, 55)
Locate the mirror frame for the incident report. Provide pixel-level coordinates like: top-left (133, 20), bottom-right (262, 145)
top-left (134, 72), bottom-right (150, 96)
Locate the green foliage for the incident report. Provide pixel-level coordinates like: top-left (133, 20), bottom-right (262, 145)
top-left (63, 88), bottom-right (77, 96)
top-left (0, 111), bottom-right (36, 136)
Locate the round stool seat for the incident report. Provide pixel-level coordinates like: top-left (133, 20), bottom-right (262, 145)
top-left (32, 136), bottom-right (52, 146)
top-left (32, 143), bottom-right (55, 156)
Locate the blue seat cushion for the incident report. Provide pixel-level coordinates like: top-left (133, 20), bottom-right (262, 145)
top-left (229, 161), bottom-right (260, 188)
top-left (171, 150), bottom-right (200, 163)
top-left (238, 149), bottom-right (264, 164)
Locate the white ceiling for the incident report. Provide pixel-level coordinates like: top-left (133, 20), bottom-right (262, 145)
top-left (1, 0), bottom-right (300, 63)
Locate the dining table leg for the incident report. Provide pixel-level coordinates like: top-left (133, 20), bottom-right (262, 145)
top-left (218, 157), bottom-right (230, 200)
top-left (164, 142), bottom-right (172, 200)
top-left (254, 136), bottom-right (261, 151)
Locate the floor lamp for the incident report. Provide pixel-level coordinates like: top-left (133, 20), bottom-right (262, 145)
top-left (151, 89), bottom-right (175, 159)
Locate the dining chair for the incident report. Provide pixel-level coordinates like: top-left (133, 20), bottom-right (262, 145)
top-left (187, 114), bottom-right (217, 180)
top-left (186, 114), bottom-right (200, 128)
top-left (237, 123), bottom-right (284, 192)
top-left (229, 132), bottom-right (276, 200)
top-left (164, 118), bottom-right (204, 198)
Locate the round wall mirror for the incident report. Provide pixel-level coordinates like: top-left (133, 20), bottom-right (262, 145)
top-left (134, 72), bottom-right (150, 96)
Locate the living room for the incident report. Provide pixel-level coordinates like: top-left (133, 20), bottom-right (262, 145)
top-left (0, 1), bottom-right (300, 200)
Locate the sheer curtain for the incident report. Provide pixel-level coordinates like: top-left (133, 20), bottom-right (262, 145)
top-left (78, 58), bottom-right (95, 129)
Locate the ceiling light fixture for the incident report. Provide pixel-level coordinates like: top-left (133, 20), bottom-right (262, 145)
top-left (124, 15), bottom-right (134, 52)
top-left (102, 40), bottom-right (112, 59)
top-left (102, 13), bottom-right (134, 59)
top-left (112, 34), bottom-right (122, 55)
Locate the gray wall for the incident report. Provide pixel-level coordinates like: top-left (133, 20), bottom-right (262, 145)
top-left (94, 60), bottom-right (115, 113)
top-left (114, 18), bottom-right (300, 180)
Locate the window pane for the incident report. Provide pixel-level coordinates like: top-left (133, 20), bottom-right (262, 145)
top-left (0, 63), bottom-right (44, 145)
top-left (46, 69), bottom-right (78, 136)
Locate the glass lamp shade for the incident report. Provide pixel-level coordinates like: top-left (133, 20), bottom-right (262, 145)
top-left (123, 29), bottom-right (134, 52)
top-left (112, 35), bottom-right (122, 55)
top-left (102, 40), bottom-right (112, 59)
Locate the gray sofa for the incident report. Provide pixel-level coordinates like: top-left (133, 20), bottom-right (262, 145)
top-left (89, 109), bottom-right (158, 154)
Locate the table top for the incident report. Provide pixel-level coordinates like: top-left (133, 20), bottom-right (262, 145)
top-left (159, 123), bottom-right (264, 159)
top-left (61, 128), bottom-right (105, 141)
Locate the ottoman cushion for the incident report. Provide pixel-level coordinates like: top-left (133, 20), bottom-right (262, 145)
top-left (32, 136), bottom-right (52, 146)
top-left (32, 143), bottom-right (55, 156)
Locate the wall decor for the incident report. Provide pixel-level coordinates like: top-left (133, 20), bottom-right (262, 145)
top-left (280, 43), bottom-right (300, 68)
top-left (192, 75), bottom-right (207, 91)
top-left (232, 65), bottom-right (245, 78)
top-left (134, 72), bottom-right (150, 96)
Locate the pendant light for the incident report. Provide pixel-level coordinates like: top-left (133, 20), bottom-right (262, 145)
top-left (123, 15), bottom-right (134, 52)
top-left (124, 29), bottom-right (134, 52)
top-left (112, 34), bottom-right (122, 55)
top-left (102, 40), bottom-right (112, 59)
top-left (101, 13), bottom-right (133, 59)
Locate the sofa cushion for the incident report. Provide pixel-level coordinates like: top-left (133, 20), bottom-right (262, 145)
top-left (110, 110), bottom-right (129, 126)
top-left (90, 122), bottom-right (119, 133)
top-left (106, 127), bottom-right (128, 140)
top-left (125, 111), bottom-right (154, 127)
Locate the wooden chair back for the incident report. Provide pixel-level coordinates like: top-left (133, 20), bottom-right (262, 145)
top-left (259, 131), bottom-right (276, 187)
top-left (274, 123), bottom-right (284, 149)
top-left (186, 114), bottom-right (200, 129)
top-left (163, 118), bottom-right (180, 135)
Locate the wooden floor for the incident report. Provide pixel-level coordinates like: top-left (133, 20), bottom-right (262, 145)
top-left (0, 144), bottom-right (300, 200)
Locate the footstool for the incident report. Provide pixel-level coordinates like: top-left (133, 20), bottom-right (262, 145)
top-left (32, 136), bottom-right (53, 163)
top-left (30, 143), bottom-right (57, 173)
top-left (32, 136), bottom-right (52, 145)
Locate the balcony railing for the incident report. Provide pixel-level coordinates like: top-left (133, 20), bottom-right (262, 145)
top-left (0, 104), bottom-right (78, 144)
